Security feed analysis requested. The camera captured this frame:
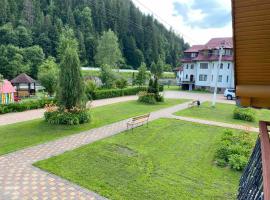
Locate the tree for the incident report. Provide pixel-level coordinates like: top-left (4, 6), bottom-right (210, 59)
top-left (15, 25), bottom-right (32, 47)
top-left (94, 29), bottom-right (124, 68)
top-left (100, 64), bottom-right (117, 88)
top-left (38, 57), bottom-right (58, 96)
top-left (58, 30), bottom-right (85, 110)
top-left (0, 45), bottom-right (29, 79)
top-left (23, 45), bottom-right (45, 78)
top-left (156, 57), bottom-right (164, 78)
top-left (135, 62), bottom-right (147, 86)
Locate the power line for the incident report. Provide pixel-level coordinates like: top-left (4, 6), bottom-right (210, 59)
top-left (132, 0), bottom-right (201, 45)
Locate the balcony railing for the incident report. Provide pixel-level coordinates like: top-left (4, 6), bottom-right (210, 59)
top-left (238, 121), bottom-right (270, 200)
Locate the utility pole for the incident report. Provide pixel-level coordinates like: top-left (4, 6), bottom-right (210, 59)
top-left (212, 42), bottom-right (225, 107)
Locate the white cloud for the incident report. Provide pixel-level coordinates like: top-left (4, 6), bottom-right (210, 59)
top-left (131, 0), bottom-right (232, 45)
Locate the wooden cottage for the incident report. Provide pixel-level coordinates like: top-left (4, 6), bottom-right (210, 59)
top-left (11, 73), bottom-right (37, 97)
top-left (232, 0), bottom-right (270, 199)
top-left (0, 80), bottom-right (16, 104)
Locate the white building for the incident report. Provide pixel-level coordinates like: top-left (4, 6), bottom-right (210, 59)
top-left (176, 38), bottom-right (234, 93)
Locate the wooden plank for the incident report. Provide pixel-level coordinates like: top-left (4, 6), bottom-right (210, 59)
top-left (235, 0), bottom-right (270, 8)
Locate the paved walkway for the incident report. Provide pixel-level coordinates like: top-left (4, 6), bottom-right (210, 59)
top-left (0, 91), bottom-right (234, 126)
top-left (0, 100), bottom-right (258, 199)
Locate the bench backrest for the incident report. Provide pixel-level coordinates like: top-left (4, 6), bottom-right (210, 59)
top-left (131, 114), bottom-right (150, 122)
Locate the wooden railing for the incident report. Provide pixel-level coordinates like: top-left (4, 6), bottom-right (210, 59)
top-left (238, 121), bottom-right (270, 200)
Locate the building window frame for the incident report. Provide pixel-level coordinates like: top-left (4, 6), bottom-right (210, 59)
top-left (199, 74), bottom-right (207, 81)
top-left (200, 63), bottom-right (208, 69)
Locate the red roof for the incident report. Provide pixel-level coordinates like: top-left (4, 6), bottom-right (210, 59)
top-left (205, 37), bottom-right (233, 49)
top-left (0, 80), bottom-right (16, 93)
top-left (184, 45), bottom-right (205, 53)
top-left (194, 54), bottom-right (234, 62)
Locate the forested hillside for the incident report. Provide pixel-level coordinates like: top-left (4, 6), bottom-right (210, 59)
top-left (0, 0), bottom-right (189, 79)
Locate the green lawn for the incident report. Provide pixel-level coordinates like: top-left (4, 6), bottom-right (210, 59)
top-left (0, 99), bottom-right (188, 155)
top-left (164, 85), bottom-right (181, 91)
top-left (35, 119), bottom-right (243, 200)
top-left (175, 102), bottom-right (270, 127)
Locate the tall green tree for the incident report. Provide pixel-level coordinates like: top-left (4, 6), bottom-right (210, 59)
top-left (94, 29), bottom-right (124, 68)
top-left (58, 29), bottom-right (85, 109)
top-left (38, 57), bottom-right (59, 96)
top-left (135, 62), bottom-right (147, 86)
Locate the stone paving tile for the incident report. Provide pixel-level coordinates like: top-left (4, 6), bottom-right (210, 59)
top-left (0, 102), bottom-right (192, 200)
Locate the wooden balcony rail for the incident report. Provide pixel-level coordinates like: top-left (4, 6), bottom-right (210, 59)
top-left (238, 121), bottom-right (270, 200)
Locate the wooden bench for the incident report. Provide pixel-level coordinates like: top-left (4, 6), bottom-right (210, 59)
top-left (188, 100), bottom-right (199, 108)
top-left (127, 114), bottom-right (150, 131)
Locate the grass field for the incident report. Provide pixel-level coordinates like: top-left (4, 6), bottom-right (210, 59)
top-left (175, 102), bottom-right (270, 127)
top-left (35, 119), bottom-right (244, 200)
top-left (0, 99), bottom-right (188, 155)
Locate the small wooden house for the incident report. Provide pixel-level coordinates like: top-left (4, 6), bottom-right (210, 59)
top-left (11, 73), bottom-right (37, 97)
top-left (0, 80), bottom-right (16, 104)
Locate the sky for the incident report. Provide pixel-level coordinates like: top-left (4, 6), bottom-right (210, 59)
top-left (131, 0), bottom-right (232, 45)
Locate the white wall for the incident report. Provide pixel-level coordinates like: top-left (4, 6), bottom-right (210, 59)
top-left (179, 61), bottom-right (235, 89)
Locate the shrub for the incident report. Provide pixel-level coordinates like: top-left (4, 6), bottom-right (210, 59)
top-left (85, 80), bottom-right (97, 100)
top-left (233, 107), bottom-right (256, 122)
top-left (214, 130), bottom-right (255, 171)
top-left (44, 107), bottom-right (90, 125)
top-left (138, 92), bottom-right (157, 104)
top-left (228, 154), bottom-right (248, 171)
top-left (91, 87), bottom-right (147, 100)
top-left (0, 98), bottom-right (56, 114)
top-left (116, 78), bottom-right (128, 89)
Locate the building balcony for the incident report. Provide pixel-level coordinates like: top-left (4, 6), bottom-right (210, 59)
top-left (238, 121), bottom-right (270, 200)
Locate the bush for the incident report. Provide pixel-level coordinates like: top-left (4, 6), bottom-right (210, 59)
top-left (233, 107), bottom-right (256, 122)
top-left (44, 107), bottom-right (90, 125)
top-left (90, 87), bottom-right (147, 100)
top-left (85, 80), bottom-right (97, 100)
top-left (214, 130), bottom-right (255, 171)
top-left (116, 78), bottom-right (128, 89)
top-left (0, 98), bottom-right (56, 114)
top-left (138, 92), bottom-right (157, 104)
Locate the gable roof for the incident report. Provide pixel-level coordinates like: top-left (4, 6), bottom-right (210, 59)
top-left (11, 73), bottom-right (36, 84)
top-left (205, 37), bottom-right (233, 49)
top-left (0, 80), bottom-right (16, 93)
top-left (184, 45), bottom-right (205, 53)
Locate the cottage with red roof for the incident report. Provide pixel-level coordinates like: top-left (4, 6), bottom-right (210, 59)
top-left (177, 37), bottom-right (234, 93)
top-left (0, 80), bottom-right (16, 104)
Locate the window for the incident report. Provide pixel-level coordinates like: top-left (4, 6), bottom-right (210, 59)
top-left (212, 75), bottom-right (214, 81)
top-left (220, 63), bottom-right (223, 69)
top-left (200, 63), bottom-right (208, 69)
top-left (218, 75), bottom-right (222, 82)
top-left (191, 64), bottom-right (194, 69)
top-left (227, 76), bottom-right (229, 83)
top-left (186, 74), bottom-right (188, 79)
top-left (199, 74), bottom-right (207, 81)
top-left (191, 53), bottom-right (196, 58)
top-left (228, 63), bottom-right (230, 69)
top-left (186, 64), bottom-right (189, 69)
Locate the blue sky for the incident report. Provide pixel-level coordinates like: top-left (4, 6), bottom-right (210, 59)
top-left (132, 0), bottom-right (232, 45)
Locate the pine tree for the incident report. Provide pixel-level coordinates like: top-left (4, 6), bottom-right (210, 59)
top-left (58, 29), bottom-right (85, 110)
top-left (135, 62), bottom-right (147, 86)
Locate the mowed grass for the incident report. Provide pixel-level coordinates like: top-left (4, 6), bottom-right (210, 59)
top-left (175, 102), bottom-right (270, 127)
top-left (0, 99), bottom-right (188, 156)
top-left (35, 119), bottom-right (244, 200)
top-left (164, 85), bottom-right (181, 91)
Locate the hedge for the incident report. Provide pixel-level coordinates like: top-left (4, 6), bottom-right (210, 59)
top-left (92, 85), bottom-right (164, 100)
top-left (0, 98), bottom-right (56, 114)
